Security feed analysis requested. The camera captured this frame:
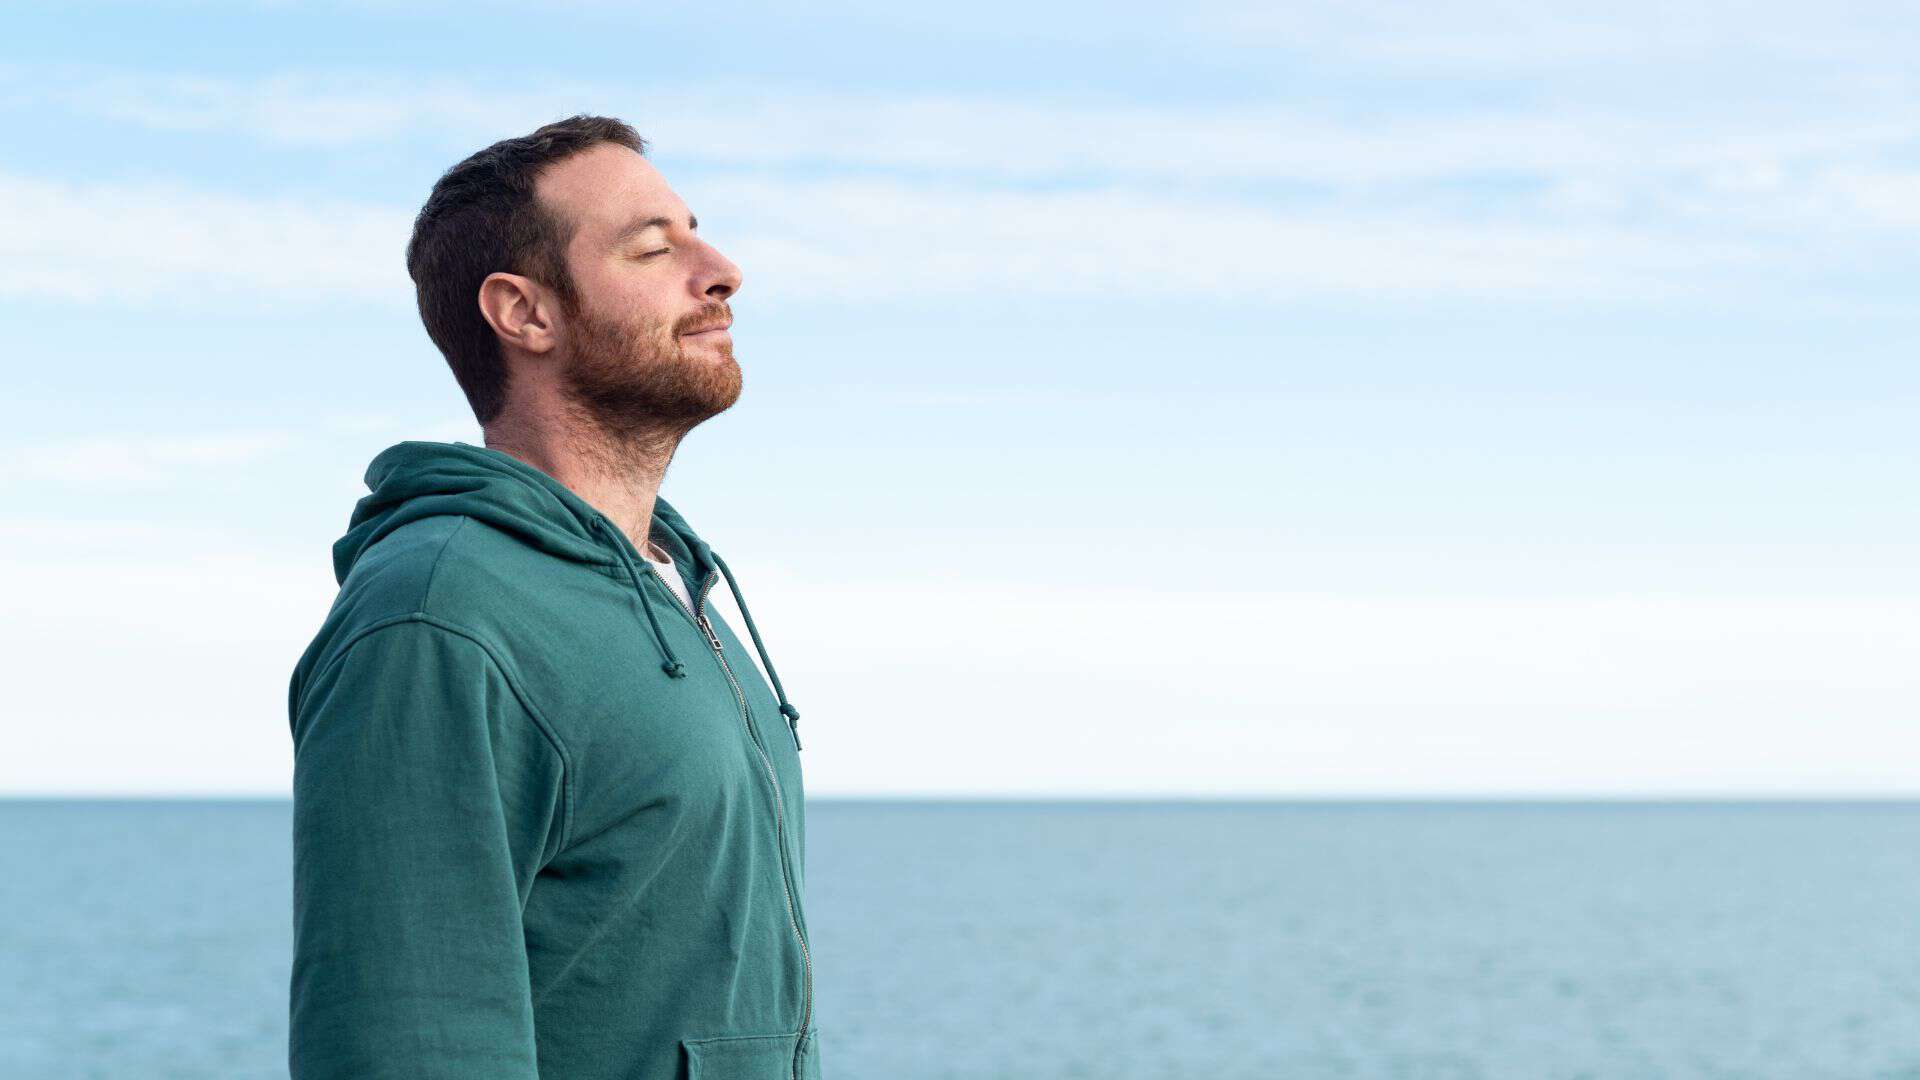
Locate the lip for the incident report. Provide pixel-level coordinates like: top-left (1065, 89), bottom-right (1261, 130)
top-left (683, 322), bottom-right (732, 336)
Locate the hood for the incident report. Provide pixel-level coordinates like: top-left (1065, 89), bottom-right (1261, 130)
top-left (334, 439), bottom-right (715, 586)
top-left (329, 440), bottom-right (802, 739)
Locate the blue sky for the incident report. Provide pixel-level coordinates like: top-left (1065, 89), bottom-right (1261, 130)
top-left (4, 2), bottom-right (1918, 796)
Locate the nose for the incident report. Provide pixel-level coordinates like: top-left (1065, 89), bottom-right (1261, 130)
top-left (695, 238), bottom-right (742, 301)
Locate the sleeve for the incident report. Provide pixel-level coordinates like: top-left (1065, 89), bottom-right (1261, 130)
top-left (288, 618), bottom-right (569, 1080)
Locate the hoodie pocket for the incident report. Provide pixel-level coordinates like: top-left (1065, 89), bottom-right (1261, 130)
top-left (682, 1027), bottom-right (820, 1080)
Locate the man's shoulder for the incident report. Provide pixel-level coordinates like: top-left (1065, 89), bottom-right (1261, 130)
top-left (348, 512), bottom-right (589, 610)
top-left (336, 514), bottom-right (470, 614)
top-left (293, 516), bottom-right (515, 706)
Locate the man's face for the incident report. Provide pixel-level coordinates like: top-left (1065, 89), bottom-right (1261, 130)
top-left (534, 144), bottom-right (745, 439)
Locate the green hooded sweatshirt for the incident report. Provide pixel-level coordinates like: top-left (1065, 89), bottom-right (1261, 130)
top-left (287, 439), bottom-right (820, 1080)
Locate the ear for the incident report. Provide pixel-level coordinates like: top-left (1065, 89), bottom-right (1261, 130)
top-left (477, 272), bottom-right (560, 356)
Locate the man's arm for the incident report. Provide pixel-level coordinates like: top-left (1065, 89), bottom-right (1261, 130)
top-left (289, 618), bottom-right (569, 1080)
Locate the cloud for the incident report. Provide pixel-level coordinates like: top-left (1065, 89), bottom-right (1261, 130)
top-left (0, 526), bottom-right (329, 796)
top-left (0, 416), bottom-right (478, 494)
top-left (13, 65), bottom-right (1920, 195)
top-left (1210, 1), bottom-right (1920, 65)
top-left (0, 165), bottom-right (1770, 307)
top-left (11, 431), bottom-right (298, 488)
top-left (718, 573), bottom-right (1920, 796)
top-left (38, 67), bottom-right (586, 148)
top-left (6, 64), bottom-right (1919, 307)
top-left (0, 171), bottom-right (410, 303)
top-left (701, 174), bottom-right (1770, 301)
top-left (6, 520), bottom-right (1917, 796)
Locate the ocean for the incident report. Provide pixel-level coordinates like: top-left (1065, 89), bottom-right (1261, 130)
top-left (3, 798), bottom-right (1917, 1078)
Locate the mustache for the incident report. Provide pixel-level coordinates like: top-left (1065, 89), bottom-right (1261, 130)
top-left (676, 303), bottom-right (732, 335)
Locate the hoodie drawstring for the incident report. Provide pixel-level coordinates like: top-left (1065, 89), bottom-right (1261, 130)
top-left (594, 518), bottom-right (688, 679)
top-left (591, 517), bottom-right (803, 749)
top-left (710, 551), bottom-right (804, 751)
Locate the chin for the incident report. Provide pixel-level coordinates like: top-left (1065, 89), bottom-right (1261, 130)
top-left (682, 337), bottom-right (734, 361)
top-left (680, 342), bottom-right (740, 379)
top-left (687, 355), bottom-right (742, 413)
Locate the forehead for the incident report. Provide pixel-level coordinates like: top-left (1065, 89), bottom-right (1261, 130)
top-left (534, 143), bottom-right (684, 243)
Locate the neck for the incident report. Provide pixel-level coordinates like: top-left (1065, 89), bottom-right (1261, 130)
top-left (482, 407), bottom-right (684, 554)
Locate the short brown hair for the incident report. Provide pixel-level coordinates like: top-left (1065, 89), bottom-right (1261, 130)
top-left (404, 114), bottom-right (648, 424)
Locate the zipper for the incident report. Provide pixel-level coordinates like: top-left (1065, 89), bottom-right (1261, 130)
top-left (640, 560), bottom-right (814, 1080)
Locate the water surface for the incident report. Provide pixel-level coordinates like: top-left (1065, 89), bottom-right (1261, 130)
top-left (4, 799), bottom-right (1916, 1078)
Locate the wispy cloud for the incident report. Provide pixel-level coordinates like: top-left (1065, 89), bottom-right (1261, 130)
top-left (6, 64), bottom-right (1920, 310)
top-left (29, 67), bottom-right (576, 148)
top-left (13, 64), bottom-right (1920, 198)
top-left (2, 415), bottom-right (476, 493)
top-left (1211, 0), bottom-right (1920, 65)
top-left (0, 171), bottom-right (410, 302)
top-left (0, 164), bottom-right (1779, 307)
top-left (729, 574), bottom-right (1920, 795)
top-left (10, 519), bottom-right (1916, 795)
top-left (704, 175), bottom-right (1765, 301)
top-left (11, 431), bottom-right (298, 488)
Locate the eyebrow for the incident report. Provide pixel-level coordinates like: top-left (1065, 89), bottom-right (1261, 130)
top-left (615, 212), bottom-right (697, 243)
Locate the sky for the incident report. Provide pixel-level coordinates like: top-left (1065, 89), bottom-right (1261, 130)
top-left (3, 2), bottom-right (1918, 797)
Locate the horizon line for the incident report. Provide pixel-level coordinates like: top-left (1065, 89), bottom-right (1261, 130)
top-left (8, 791), bottom-right (1920, 804)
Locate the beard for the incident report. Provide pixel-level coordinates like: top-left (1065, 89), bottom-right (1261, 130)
top-left (555, 294), bottom-right (742, 445)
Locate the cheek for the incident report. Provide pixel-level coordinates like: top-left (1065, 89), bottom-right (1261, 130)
top-left (589, 261), bottom-right (676, 322)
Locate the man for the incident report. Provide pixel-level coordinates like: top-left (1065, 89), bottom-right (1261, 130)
top-left (287, 115), bottom-right (819, 1080)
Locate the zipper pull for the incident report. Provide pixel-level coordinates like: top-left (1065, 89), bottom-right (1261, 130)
top-left (696, 613), bottom-right (724, 654)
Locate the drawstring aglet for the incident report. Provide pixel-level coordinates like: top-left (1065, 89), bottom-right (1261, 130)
top-left (594, 516), bottom-right (690, 682)
top-left (711, 550), bottom-right (805, 751)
